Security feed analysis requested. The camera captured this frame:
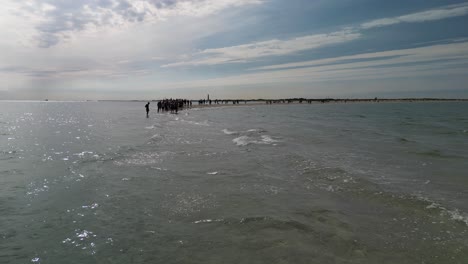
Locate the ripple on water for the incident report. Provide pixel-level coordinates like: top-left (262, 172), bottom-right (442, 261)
top-left (113, 151), bottom-right (174, 166)
top-left (162, 192), bottom-right (217, 217)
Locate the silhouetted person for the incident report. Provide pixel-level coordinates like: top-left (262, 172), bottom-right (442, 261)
top-left (157, 101), bottom-right (161, 113)
top-left (145, 102), bottom-right (150, 118)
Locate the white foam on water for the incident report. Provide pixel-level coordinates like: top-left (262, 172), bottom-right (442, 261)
top-left (233, 136), bottom-right (252, 146)
top-left (114, 151), bottom-right (174, 166)
top-left (145, 125), bottom-right (155, 129)
top-left (261, 135), bottom-right (280, 143)
top-left (233, 135), bottom-right (281, 146)
top-left (207, 172), bottom-right (218, 175)
top-left (222, 129), bottom-right (238, 135)
top-left (76, 230), bottom-right (92, 239)
top-left (420, 196), bottom-right (468, 226)
top-left (73, 151), bottom-right (94, 158)
top-left (182, 120), bottom-right (210, 126)
top-left (246, 129), bottom-right (265, 133)
top-left (151, 134), bottom-right (162, 139)
top-left (445, 209), bottom-right (468, 226)
top-left (194, 219), bottom-right (223, 224)
top-left (62, 229), bottom-right (98, 255)
top-left (82, 203), bottom-right (99, 209)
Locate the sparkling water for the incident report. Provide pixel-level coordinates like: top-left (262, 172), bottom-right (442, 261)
top-left (1, 101), bottom-right (467, 263)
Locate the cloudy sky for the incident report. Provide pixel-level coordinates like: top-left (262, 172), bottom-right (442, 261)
top-left (1, 0), bottom-right (468, 100)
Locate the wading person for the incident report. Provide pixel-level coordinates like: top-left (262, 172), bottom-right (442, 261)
top-left (145, 102), bottom-right (150, 118)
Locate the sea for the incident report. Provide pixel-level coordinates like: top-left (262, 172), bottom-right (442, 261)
top-left (0, 101), bottom-right (467, 264)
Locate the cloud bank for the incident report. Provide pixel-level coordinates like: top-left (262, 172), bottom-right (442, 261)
top-left (361, 3), bottom-right (468, 29)
top-left (3, 0), bottom-right (261, 48)
top-left (153, 41), bottom-right (468, 89)
top-left (162, 30), bottom-right (361, 67)
top-left (1, 1), bottom-right (468, 99)
top-left (164, 3), bottom-right (468, 68)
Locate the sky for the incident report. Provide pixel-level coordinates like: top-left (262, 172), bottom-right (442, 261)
top-left (1, 0), bottom-right (468, 100)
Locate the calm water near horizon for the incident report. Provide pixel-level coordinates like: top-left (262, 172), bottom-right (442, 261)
top-left (1, 101), bottom-right (467, 263)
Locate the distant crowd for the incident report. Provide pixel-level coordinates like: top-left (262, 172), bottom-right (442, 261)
top-left (144, 97), bottom-right (343, 117)
top-left (198, 99), bottom-right (246, 105)
top-left (157, 99), bottom-right (192, 114)
top-left (265, 99), bottom-right (314, 104)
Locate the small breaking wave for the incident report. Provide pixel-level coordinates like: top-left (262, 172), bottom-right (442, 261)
top-left (193, 219), bottom-right (224, 224)
top-left (233, 135), bottom-right (280, 146)
top-left (224, 127), bottom-right (280, 146)
top-left (222, 129), bottom-right (238, 135)
top-left (246, 128), bottom-right (266, 133)
top-left (421, 197), bottom-right (468, 226)
top-left (223, 128), bottom-right (266, 135)
top-left (260, 135), bottom-right (279, 143)
top-left (181, 120), bottom-right (210, 126)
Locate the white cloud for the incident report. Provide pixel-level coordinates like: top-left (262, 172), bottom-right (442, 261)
top-left (155, 41), bottom-right (468, 88)
top-left (164, 3), bottom-right (468, 68)
top-left (162, 30), bottom-right (362, 67)
top-left (253, 41), bottom-right (468, 71)
top-left (1, 1), bottom-right (468, 99)
top-left (157, 0), bottom-right (263, 18)
top-left (1, 0), bottom-right (262, 48)
top-left (361, 3), bottom-right (468, 29)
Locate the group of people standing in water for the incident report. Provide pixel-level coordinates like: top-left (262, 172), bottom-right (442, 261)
top-left (145, 99), bottom-right (192, 117)
top-left (198, 99), bottom-right (245, 105)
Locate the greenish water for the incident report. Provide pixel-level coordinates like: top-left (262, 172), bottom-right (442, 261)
top-left (1, 101), bottom-right (467, 263)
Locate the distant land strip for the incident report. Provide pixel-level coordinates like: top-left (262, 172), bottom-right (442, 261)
top-left (96, 98), bottom-right (468, 103)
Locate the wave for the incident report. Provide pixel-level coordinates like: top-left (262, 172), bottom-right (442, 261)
top-left (411, 150), bottom-right (464, 159)
top-left (418, 196), bottom-right (468, 226)
top-left (222, 128), bottom-right (267, 135)
top-left (150, 134), bottom-right (164, 142)
top-left (224, 127), bottom-right (280, 146)
top-left (260, 135), bottom-right (279, 143)
top-left (246, 128), bottom-right (266, 133)
top-left (191, 216), bottom-right (312, 232)
top-left (232, 135), bottom-right (280, 146)
top-left (222, 129), bottom-right (238, 135)
top-left (181, 120), bottom-right (210, 126)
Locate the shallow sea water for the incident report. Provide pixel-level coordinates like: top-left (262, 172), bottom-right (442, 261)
top-left (1, 101), bottom-right (467, 263)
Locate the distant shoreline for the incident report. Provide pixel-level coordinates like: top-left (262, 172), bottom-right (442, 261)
top-left (98, 98), bottom-right (468, 103)
top-left (185, 98), bottom-right (468, 109)
top-left (1, 98), bottom-right (467, 103)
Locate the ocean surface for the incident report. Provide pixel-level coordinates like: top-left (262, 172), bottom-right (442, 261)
top-left (1, 101), bottom-right (467, 264)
